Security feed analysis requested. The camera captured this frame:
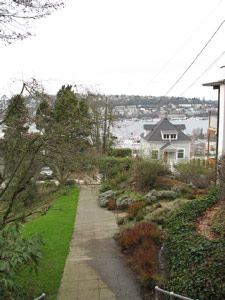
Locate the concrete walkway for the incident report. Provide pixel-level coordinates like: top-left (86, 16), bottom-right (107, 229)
top-left (57, 185), bottom-right (142, 300)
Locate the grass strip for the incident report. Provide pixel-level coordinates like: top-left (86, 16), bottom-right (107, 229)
top-left (22, 188), bottom-right (79, 300)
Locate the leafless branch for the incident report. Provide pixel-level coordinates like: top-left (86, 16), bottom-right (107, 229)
top-left (0, 1), bottom-right (64, 43)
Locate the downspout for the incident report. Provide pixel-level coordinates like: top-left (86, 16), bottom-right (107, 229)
top-left (207, 110), bottom-right (211, 166)
top-left (215, 87), bottom-right (220, 181)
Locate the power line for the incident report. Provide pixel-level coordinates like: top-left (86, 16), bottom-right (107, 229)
top-left (144, 0), bottom-right (225, 89)
top-left (164, 19), bottom-right (225, 96)
top-left (179, 51), bottom-right (225, 97)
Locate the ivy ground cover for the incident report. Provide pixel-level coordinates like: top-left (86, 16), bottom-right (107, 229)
top-left (165, 188), bottom-right (225, 300)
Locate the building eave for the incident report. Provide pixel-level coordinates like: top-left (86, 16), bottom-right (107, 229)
top-left (203, 79), bottom-right (225, 89)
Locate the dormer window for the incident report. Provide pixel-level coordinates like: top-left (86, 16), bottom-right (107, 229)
top-left (161, 131), bottom-right (178, 140)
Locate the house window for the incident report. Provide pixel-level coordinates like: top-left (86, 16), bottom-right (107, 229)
top-left (163, 134), bottom-right (170, 139)
top-left (151, 150), bottom-right (158, 159)
top-left (177, 149), bottom-right (184, 158)
top-left (163, 133), bottom-right (177, 140)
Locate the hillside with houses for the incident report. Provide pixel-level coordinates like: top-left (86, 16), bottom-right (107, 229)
top-left (109, 95), bottom-right (217, 119)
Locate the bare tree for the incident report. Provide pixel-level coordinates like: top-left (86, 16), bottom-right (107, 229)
top-left (87, 92), bottom-right (115, 154)
top-left (0, 0), bottom-right (64, 43)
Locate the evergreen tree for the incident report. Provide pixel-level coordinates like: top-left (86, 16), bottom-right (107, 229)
top-left (3, 95), bottom-right (29, 177)
top-left (39, 85), bottom-right (96, 188)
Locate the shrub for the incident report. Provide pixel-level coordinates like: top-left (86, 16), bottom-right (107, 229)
top-left (98, 190), bottom-right (116, 207)
top-left (155, 203), bottom-right (162, 209)
top-left (99, 156), bottom-right (133, 180)
top-left (18, 180), bottom-right (38, 207)
top-left (123, 190), bottom-right (143, 201)
top-left (148, 207), bottom-right (176, 226)
top-left (100, 182), bottom-right (114, 193)
top-left (129, 158), bottom-right (171, 192)
top-left (173, 185), bottom-right (195, 199)
top-left (118, 222), bottom-right (160, 251)
top-left (37, 181), bottom-right (58, 198)
top-left (117, 218), bottom-right (125, 225)
top-left (38, 181), bottom-right (57, 190)
top-left (174, 162), bottom-right (215, 189)
top-left (116, 195), bottom-right (136, 209)
top-left (100, 170), bottom-right (129, 192)
top-left (155, 177), bottom-right (180, 190)
top-left (136, 210), bottom-right (144, 222)
top-left (165, 188), bottom-right (225, 300)
top-left (127, 202), bottom-right (143, 220)
top-left (118, 222), bottom-right (161, 288)
top-left (108, 148), bottom-right (132, 158)
top-left (107, 199), bottom-right (117, 210)
top-left (157, 190), bottom-right (176, 200)
top-left (64, 179), bottom-right (76, 187)
top-left (0, 224), bottom-right (43, 299)
top-left (195, 189), bottom-right (209, 198)
top-left (145, 190), bottom-right (176, 204)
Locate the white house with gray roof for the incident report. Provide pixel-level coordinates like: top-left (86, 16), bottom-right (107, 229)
top-left (140, 118), bottom-right (191, 165)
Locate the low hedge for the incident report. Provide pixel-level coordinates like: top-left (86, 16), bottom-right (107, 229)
top-left (165, 188), bottom-right (225, 300)
top-left (99, 156), bottom-right (133, 180)
top-left (107, 148), bottom-right (132, 158)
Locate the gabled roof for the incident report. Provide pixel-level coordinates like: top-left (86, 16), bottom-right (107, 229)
top-left (160, 142), bottom-right (171, 150)
top-left (175, 124), bottom-right (186, 131)
top-left (142, 118), bottom-right (191, 142)
top-left (160, 142), bottom-right (177, 151)
top-left (144, 124), bottom-right (155, 131)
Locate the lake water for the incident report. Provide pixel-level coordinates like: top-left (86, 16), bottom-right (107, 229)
top-left (0, 118), bottom-right (209, 141)
top-left (112, 118), bottom-right (208, 140)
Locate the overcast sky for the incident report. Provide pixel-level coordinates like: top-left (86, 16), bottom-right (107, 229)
top-left (1, 0), bottom-right (225, 100)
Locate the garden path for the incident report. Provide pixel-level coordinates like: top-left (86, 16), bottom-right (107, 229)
top-left (57, 185), bottom-right (142, 300)
top-left (196, 203), bottom-right (221, 240)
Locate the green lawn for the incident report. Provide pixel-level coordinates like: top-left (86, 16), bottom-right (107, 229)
top-left (22, 188), bottom-right (79, 300)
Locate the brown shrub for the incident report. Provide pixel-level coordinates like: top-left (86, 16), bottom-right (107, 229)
top-left (133, 241), bottom-right (159, 287)
top-left (107, 199), bottom-right (117, 210)
top-left (155, 176), bottom-right (181, 190)
top-left (127, 202), bottom-right (143, 220)
top-left (118, 222), bottom-right (160, 288)
top-left (118, 222), bottom-right (160, 251)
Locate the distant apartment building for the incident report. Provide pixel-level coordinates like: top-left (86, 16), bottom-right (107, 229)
top-left (114, 106), bottom-right (125, 117)
top-left (179, 104), bottom-right (192, 108)
top-left (125, 105), bottom-right (138, 118)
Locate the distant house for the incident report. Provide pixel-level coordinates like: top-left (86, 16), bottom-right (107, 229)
top-left (0, 95), bottom-right (9, 113)
top-left (140, 118), bottom-right (191, 164)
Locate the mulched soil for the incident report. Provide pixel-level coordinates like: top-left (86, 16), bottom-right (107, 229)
top-left (195, 203), bottom-right (221, 240)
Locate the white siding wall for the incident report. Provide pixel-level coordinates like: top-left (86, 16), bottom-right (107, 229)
top-left (218, 84), bottom-right (225, 158)
top-left (140, 138), bottom-right (190, 162)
